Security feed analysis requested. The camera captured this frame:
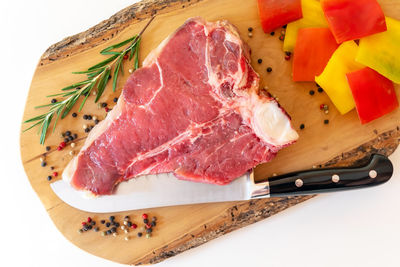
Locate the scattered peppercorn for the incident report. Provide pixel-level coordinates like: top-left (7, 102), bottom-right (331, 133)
top-left (113, 97), bottom-right (118, 103)
top-left (68, 136), bottom-right (74, 141)
top-left (73, 134), bottom-right (78, 139)
top-left (50, 166), bottom-right (54, 170)
top-left (282, 24), bottom-right (287, 29)
top-left (41, 161), bottom-right (47, 167)
top-left (151, 221), bottom-right (156, 227)
top-left (101, 220), bottom-right (105, 224)
top-left (87, 115), bottom-right (92, 120)
top-left (91, 221), bottom-right (96, 226)
top-left (285, 51), bottom-right (291, 56)
top-left (152, 216), bottom-right (157, 222)
top-left (284, 55), bottom-right (290, 60)
top-left (64, 138), bottom-right (69, 143)
top-left (101, 103), bottom-right (108, 108)
top-left (248, 27), bottom-right (253, 32)
top-left (324, 119), bottom-right (329, 125)
top-left (94, 119), bottom-right (99, 124)
top-left (109, 216), bottom-right (115, 221)
top-left (146, 233), bottom-right (151, 238)
top-left (266, 67), bottom-right (272, 73)
top-left (78, 229), bottom-right (83, 234)
top-left (106, 222), bottom-right (111, 227)
top-left (137, 232), bottom-right (143, 237)
top-left (84, 128), bottom-right (90, 133)
top-left (115, 222), bottom-right (120, 227)
top-left (106, 230), bottom-right (111, 235)
top-left (65, 131), bottom-right (71, 136)
top-left (318, 87), bottom-right (323, 93)
top-left (72, 112), bottom-right (77, 117)
top-left (51, 98), bottom-right (57, 103)
top-left (145, 224), bottom-right (151, 229)
top-left (131, 223), bottom-right (137, 229)
top-left (94, 227), bottom-right (99, 232)
top-left (111, 227), bottom-right (117, 233)
top-left (83, 115), bottom-right (88, 120)
top-left (46, 146), bottom-right (51, 151)
top-left (142, 214), bottom-right (148, 219)
top-left (47, 176), bottom-right (52, 181)
top-left (143, 219), bottom-right (149, 224)
top-left (270, 31), bottom-right (275, 36)
top-left (105, 107), bottom-right (110, 112)
top-left (300, 124), bottom-right (305, 130)
top-left (279, 35), bottom-right (284, 41)
top-left (146, 228), bottom-right (152, 233)
top-left (127, 221), bottom-right (132, 227)
top-left (309, 90), bottom-right (315, 96)
top-left (123, 54), bottom-right (129, 60)
top-left (257, 59), bottom-right (262, 64)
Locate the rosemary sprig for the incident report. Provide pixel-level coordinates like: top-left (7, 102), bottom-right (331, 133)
top-left (23, 16), bottom-right (155, 144)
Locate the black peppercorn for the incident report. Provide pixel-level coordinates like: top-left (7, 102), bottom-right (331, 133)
top-left (50, 166), bottom-right (54, 170)
top-left (46, 146), bottom-right (51, 151)
top-left (101, 103), bottom-right (108, 108)
top-left (94, 227), bottom-right (99, 232)
top-left (64, 138), bottom-right (69, 143)
top-left (73, 134), bottom-right (78, 139)
top-left (106, 230), bottom-right (111, 235)
top-left (106, 222), bottom-right (111, 227)
top-left (47, 176), bottom-right (52, 181)
top-left (115, 222), bottom-right (120, 227)
top-left (151, 221), bottom-right (156, 227)
top-left (91, 221), bottom-right (96, 226)
top-left (318, 87), bottom-right (323, 93)
top-left (51, 98), bottom-right (57, 103)
top-left (72, 112), bottom-right (77, 117)
top-left (110, 216), bottom-right (115, 221)
top-left (146, 228), bottom-right (152, 233)
top-left (65, 131), bottom-right (71, 136)
top-left (248, 27), bottom-right (253, 32)
top-left (87, 115), bottom-right (92, 120)
top-left (309, 90), bottom-right (315, 96)
top-left (285, 51), bottom-right (291, 56)
top-left (101, 220), bottom-right (105, 224)
top-left (257, 59), bottom-right (262, 64)
top-left (266, 67), bottom-right (272, 73)
top-left (41, 161), bottom-right (47, 167)
top-left (300, 124), bottom-right (305, 130)
top-left (84, 128), bottom-right (90, 133)
top-left (113, 97), bottom-right (118, 103)
top-left (137, 232), bottom-right (143, 237)
top-left (324, 119), bottom-right (329, 125)
top-left (68, 136), bottom-right (74, 141)
top-left (111, 227), bottom-right (117, 233)
top-left (94, 119), bottom-right (99, 124)
top-left (270, 31), bottom-right (275, 36)
top-left (83, 115), bottom-right (88, 120)
top-left (127, 221), bottom-right (132, 227)
top-left (87, 225), bottom-right (92, 230)
top-left (143, 219), bottom-right (149, 224)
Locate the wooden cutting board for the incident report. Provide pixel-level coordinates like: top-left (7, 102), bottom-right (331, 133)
top-left (20, 0), bottom-right (400, 265)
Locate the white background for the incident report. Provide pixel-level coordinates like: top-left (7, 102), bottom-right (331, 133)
top-left (1, 1), bottom-right (400, 266)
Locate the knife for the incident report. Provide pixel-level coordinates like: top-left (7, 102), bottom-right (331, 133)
top-left (50, 154), bottom-right (393, 213)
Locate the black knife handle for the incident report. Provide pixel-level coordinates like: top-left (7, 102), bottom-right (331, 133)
top-left (264, 154), bottom-right (393, 197)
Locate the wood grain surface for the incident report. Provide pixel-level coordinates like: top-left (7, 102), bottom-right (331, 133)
top-left (20, 0), bottom-right (400, 265)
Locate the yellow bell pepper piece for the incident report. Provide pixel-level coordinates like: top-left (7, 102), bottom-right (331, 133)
top-left (315, 41), bottom-right (364, 114)
top-left (283, 0), bottom-right (328, 52)
top-left (356, 17), bottom-right (400, 84)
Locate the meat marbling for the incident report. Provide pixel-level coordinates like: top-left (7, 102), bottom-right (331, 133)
top-left (63, 18), bottom-right (299, 195)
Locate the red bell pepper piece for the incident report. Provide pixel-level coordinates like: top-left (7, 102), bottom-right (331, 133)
top-left (292, 28), bottom-right (339, 81)
top-left (346, 67), bottom-right (398, 124)
top-left (257, 0), bottom-right (303, 33)
top-left (321, 0), bottom-right (387, 43)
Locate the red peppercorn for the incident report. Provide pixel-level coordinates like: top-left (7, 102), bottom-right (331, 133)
top-left (57, 146), bottom-right (62, 151)
top-left (123, 54), bottom-right (129, 60)
top-left (279, 35), bottom-right (285, 41)
top-left (53, 172), bottom-right (58, 177)
top-left (60, 142), bottom-right (66, 148)
top-left (131, 223), bottom-right (137, 229)
top-left (145, 224), bottom-right (151, 229)
top-left (284, 55), bottom-right (291, 61)
top-left (320, 104), bottom-right (325, 110)
top-left (87, 217), bottom-right (92, 223)
top-left (82, 222), bottom-right (87, 226)
top-left (105, 107), bottom-right (110, 112)
top-left (142, 213), bottom-right (148, 219)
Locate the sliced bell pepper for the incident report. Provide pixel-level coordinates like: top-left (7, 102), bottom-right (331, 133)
top-left (321, 0), bottom-right (387, 43)
top-left (346, 67), bottom-right (398, 124)
top-left (292, 28), bottom-right (339, 81)
top-left (284, 0), bottom-right (328, 52)
top-left (257, 0), bottom-right (303, 33)
top-left (356, 17), bottom-right (400, 84)
top-left (315, 41), bottom-right (364, 114)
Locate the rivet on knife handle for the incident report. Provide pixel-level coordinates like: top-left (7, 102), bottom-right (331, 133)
top-left (250, 154), bottom-right (393, 198)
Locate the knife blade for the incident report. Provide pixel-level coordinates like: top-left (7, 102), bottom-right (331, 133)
top-left (51, 154), bottom-right (393, 213)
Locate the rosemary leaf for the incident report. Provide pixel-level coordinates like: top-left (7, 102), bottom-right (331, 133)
top-left (61, 80), bottom-right (92, 91)
top-left (95, 68), bottom-right (111, 102)
top-left (101, 36), bottom-right (136, 54)
top-left (88, 54), bottom-right (119, 70)
top-left (112, 57), bottom-right (123, 92)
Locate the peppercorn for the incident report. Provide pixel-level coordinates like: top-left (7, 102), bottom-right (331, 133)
top-left (87, 115), bottom-right (92, 120)
top-left (300, 124), bottom-right (305, 130)
top-left (106, 222), bottom-right (111, 227)
top-left (105, 107), bottom-right (110, 112)
top-left (100, 220), bottom-right (105, 224)
top-left (151, 221), bottom-right (156, 227)
top-left (124, 215), bottom-right (130, 221)
top-left (146, 233), bottom-right (151, 238)
top-left (282, 24), bottom-right (287, 29)
top-left (309, 90), bottom-right (315, 96)
top-left (83, 115), bottom-right (88, 120)
top-left (285, 51), bottom-right (291, 56)
top-left (137, 232), bottom-right (143, 237)
top-left (143, 219), bottom-right (149, 224)
top-left (124, 236), bottom-right (130, 241)
top-left (266, 67), bottom-right (272, 73)
top-left (50, 166), bottom-right (54, 170)
top-left (318, 87), bottom-right (323, 93)
top-left (131, 223), bottom-right (137, 229)
top-left (110, 215), bottom-right (115, 221)
top-left (101, 103), bottom-right (108, 108)
top-left (94, 119), bottom-right (99, 124)
top-left (248, 27), bottom-right (253, 32)
top-left (106, 230), bottom-right (111, 235)
top-left (324, 119), bottom-right (329, 125)
top-left (87, 225), bottom-right (93, 230)
top-left (257, 59), bottom-right (262, 64)
top-left (146, 228), bottom-right (152, 233)
top-left (64, 131), bottom-right (71, 136)
top-left (270, 31), bottom-right (275, 36)
top-left (115, 222), bottom-right (120, 227)
top-left (279, 35), bottom-right (284, 41)
top-left (85, 128), bottom-right (90, 133)
top-left (78, 229), bottom-right (83, 234)
top-left (101, 231), bottom-right (106, 236)
top-left (113, 97), bottom-right (118, 103)
top-left (284, 55), bottom-right (290, 60)
top-left (41, 161), bottom-right (47, 167)
top-left (123, 54), bottom-right (129, 60)
top-left (68, 136), bottom-right (74, 141)
top-left (64, 138), bottom-right (69, 143)
top-left (87, 217), bottom-right (92, 223)
top-left (73, 134), bottom-right (78, 139)
top-left (47, 176), bottom-right (52, 181)
top-left (72, 112), bottom-right (77, 118)
top-left (51, 98), bottom-right (57, 103)
top-left (46, 146), bottom-right (51, 151)
top-left (142, 213), bottom-right (148, 219)
top-left (57, 146), bottom-right (62, 151)
top-left (145, 224), bottom-right (151, 229)
top-left (94, 227), bottom-right (99, 232)
top-left (91, 221), bottom-right (96, 226)
top-left (152, 216), bottom-right (157, 222)
top-left (60, 142), bottom-right (66, 148)
top-left (111, 227), bottom-right (117, 233)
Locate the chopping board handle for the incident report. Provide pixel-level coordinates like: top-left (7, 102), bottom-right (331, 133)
top-left (261, 154), bottom-right (393, 197)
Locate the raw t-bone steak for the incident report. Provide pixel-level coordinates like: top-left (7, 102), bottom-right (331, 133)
top-left (63, 17), bottom-right (298, 195)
